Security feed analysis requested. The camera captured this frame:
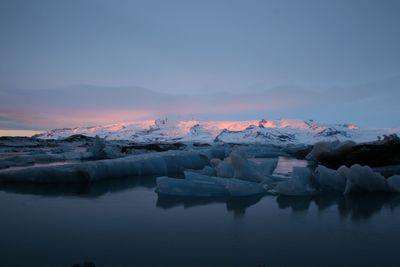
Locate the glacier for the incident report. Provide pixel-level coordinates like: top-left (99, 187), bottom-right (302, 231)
top-left (34, 118), bottom-right (400, 145)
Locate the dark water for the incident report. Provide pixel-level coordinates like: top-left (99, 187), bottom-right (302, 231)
top-left (1, 177), bottom-right (400, 267)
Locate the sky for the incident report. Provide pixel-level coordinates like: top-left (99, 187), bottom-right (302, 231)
top-left (1, 0), bottom-right (400, 133)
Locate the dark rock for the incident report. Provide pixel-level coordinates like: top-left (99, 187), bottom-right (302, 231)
top-left (192, 142), bottom-right (211, 147)
top-left (282, 144), bottom-right (312, 159)
top-left (316, 127), bottom-right (348, 137)
top-left (63, 134), bottom-right (94, 142)
top-left (89, 135), bottom-right (107, 159)
top-left (121, 142), bottom-right (185, 153)
top-left (316, 135), bottom-right (400, 169)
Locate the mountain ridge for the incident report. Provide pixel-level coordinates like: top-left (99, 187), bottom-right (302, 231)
top-left (34, 118), bottom-right (400, 145)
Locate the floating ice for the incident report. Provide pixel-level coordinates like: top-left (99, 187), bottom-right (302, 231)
top-left (314, 165), bottom-right (346, 192)
top-left (212, 152), bottom-right (278, 184)
top-left (306, 141), bottom-right (335, 161)
top-left (306, 140), bottom-right (356, 166)
top-left (337, 165), bottom-right (350, 179)
top-left (0, 151), bottom-right (209, 184)
top-left (186, 166), bottom-right (217, 176)
top-left (230, 152), bottom-right (265, 182)
top-left (343, 164), bottom-right (388, 194)
top-left (156, 176), bottom-right (228, 197)
top-left (387, 175), bottom-right (400, 193)
top-left (332, 140), bottom-right (356, 155)
top-left (373, 165), bottom-right (400, 178)
top-left (275, 167), bottom-right (315, 196)
top-left (184, 171), bottom-right (228, 185)
top-left (156, 171), bottom-right (268, 197)
top-left (249, 158), bottom-right (278, 176)
top-left (226, 178), bottom-right (269, 196)
top-left (89, 135), bottom-right (108, 159)
top-left (281, 144), bottom-right (311, 158)
top-left (198, 147), bottom-right (227, 160)
top-left (236, 145), bottom-right (289, 158)
top-left (210, 158), bottom-right (222, 168)
top-left (215, 157), bottom-right (234, 178)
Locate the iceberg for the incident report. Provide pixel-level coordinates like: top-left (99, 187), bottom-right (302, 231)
top-left (275, 167), bottom-right (315, 196)
top-left (306, 141), bottom-right (335, 161)
top-left (387, 175), bottom-right (400, 193)
top-left (211, 152), bottom-right (279, 184)
top-left (215, 157), bottom-right (234, 178)
top-left (282, 144), bottom-right (311, 159)
top-left (210, 158), bottom-right (222, 167)
top-left (314, 165), bottom-right (346, 192)
top-left (337, 165), bottom-right (350, 179)
top-left (249, 158), bottom-right (278, 176)
top-left (156, 171), bottom-right (268, 197)
top-left (343, 164), bottom-right (388, 194)
top-left (0, 151), bottom-right (209, 184)
top-left (198, 147), bottom-right (227, 160)
top-left (373, 165), bottom-right (400, 178)
top-left (306, 140), bottom-right (355, 161)
top-left (184, 171), bottom-right (228, 186)
top-left (233, 145), bottom-right (289, 158)
top-left (226, 178), bottom-right (268, 196)
top-left (230, 152), bottom-right (265, 182)
top-left (332, 140), bottom-right (356, 155)
top-left (156, 176), bottom-right (229, 197)
top-left (186, 166), bottom-right (217, 176)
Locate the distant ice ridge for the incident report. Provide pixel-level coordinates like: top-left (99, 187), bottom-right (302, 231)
top-left (34, 118), bottom-right (400, 145)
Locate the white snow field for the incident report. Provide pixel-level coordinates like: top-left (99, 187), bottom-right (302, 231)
top-left (34, 118), bottom-right (400, 145)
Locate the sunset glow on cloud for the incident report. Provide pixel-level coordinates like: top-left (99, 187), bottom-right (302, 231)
top-left (0, 0), bottom-right (399, 132)
top-left (1, 79), bottom-right (400, 132)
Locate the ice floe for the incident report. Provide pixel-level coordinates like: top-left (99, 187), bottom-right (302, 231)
top-left (215, 157), bottom-right (234, 178)
top-left (274, 167), bottom-right (316, 196)
top-left (156, 171), bottom-right (268, 197)
top-left (0, 151), bottom-right (209, 183)
top-left (343, 164), bottom-right (388, 194)
top-left (314, 165), bottom-right (346, 192)
top-left (387, 175), bottom-right (400, 193)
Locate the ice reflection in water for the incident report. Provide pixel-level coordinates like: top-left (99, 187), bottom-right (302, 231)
top-left (273, 156), bottom-right (310, 177)
top-left (4, 161), bottom-right (73, 172)
top-left (0, 158), bottom-right (400, 267)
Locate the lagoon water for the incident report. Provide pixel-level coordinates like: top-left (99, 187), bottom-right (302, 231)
top-left (1, 177), bottom-right (400, 267)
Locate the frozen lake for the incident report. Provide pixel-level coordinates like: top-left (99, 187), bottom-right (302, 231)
top-left (1, 176), bottom-right (400, 267)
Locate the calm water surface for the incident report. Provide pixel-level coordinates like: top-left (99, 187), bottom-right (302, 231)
top-left (0, 160), bottom-right (399, 267)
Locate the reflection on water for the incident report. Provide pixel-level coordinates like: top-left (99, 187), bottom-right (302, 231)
top-left (1, 158), bottom-right (400, 266)
top-left (1, 179), bottom-right (400, 267)
top-left (273, 156), bottom-right (312, 177)
top-left (157, 194), bottom-right (265, 218)
top-left (2, 177), bottom-right (400, 222)
top-left (4, 161), bottom-right (73, 172)
top-left (0, 176), bottom-right (155, 198)
top-left (277, 193), bottom-right (400, 221)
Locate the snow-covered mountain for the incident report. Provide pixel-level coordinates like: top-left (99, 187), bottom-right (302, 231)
top-left (34, 118), bottom-right (400, 145)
